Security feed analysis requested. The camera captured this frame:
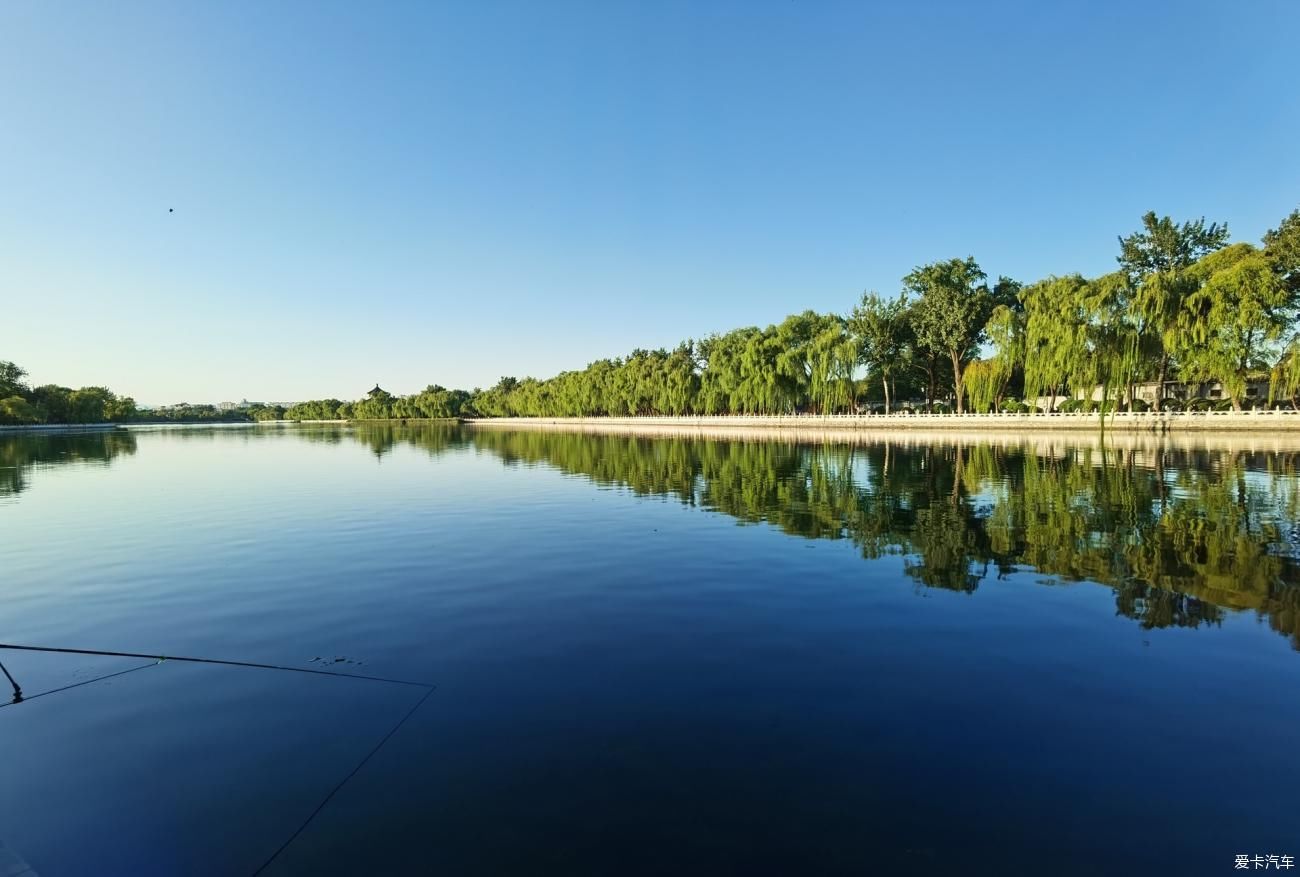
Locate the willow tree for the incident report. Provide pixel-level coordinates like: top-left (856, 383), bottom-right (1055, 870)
top-left (905, 257), bottom-right (992, 414)
top-left (1117, 212), bottom-right (1230, 410)
top-left (849, 292), bottom-right (910, 413)
top-left (962, 304), bottom-right (1023, 412)
top-left (1173, 243), bottom-right (1292, 409)
top-left (773, 311), bottom-right (841, 413)
top-left (1271, 338), bottom-right (1300, 409)
top-left (805, 320), bottom-right (858, 414)
top-left (1077, 270), bottom-right (1148, 414)
top-left (1022, 275), bottom-right (1091, 409)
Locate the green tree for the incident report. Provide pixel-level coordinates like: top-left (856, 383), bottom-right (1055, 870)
top-left (849, 292), bottom-right (910, 414)
top-left (0, 395), bottom-right (40, 425)
top-left (1263, 209), bottom-right (1300, 294)
top-left (31, 385), bottom-right (72, 423)
top-left (0, 361), bottom-right (29, 399)
top-left (905, 257), bottom-right (992, 414)
top-left (1175, 243), bottom-right (1293, 409)
top-left (962, 303), bottom-right (1023, 412)
top-left (1021, 275), bottom-right (1090, 409)
top-left (1117, 211), bottom-right (1230, 410)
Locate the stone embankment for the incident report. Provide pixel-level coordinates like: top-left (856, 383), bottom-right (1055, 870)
top-left (466, 410), bottom-right (1300, 434)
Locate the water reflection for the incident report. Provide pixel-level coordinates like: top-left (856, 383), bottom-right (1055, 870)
top-left (5, 424), bottom-right (1299, 648)
top-left (0, 430), bottom-right (137, 497)
top-left (464, 428), bottom-right (1300, 649)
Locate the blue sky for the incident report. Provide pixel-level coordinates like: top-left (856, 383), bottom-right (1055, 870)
top-left (2, 0), bottom-right (1297, 404)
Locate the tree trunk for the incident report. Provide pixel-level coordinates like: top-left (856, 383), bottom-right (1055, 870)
top-left (950, 350), bottom-right (964, 414)
top-left (882, 375), bottom-right (891, 415)
top-left (1153, 355), bottom-right (1168, 413)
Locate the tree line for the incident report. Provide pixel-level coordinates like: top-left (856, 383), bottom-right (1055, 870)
top-left (466, 208), bottom-right (1299, 417)
top-left (5, 207), bottom-right (1297, 425)
top-left (0, 361), bottom-right (288, 425)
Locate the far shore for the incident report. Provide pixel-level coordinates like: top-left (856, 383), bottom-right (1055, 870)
top-left (464, 411), bottom-right (1300, 434)
top-left (8, 410), bottom-right (1300, 439)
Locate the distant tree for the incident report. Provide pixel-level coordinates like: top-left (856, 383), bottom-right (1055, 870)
top-left (31, 385), bottom-right (73, 423)
top-left (0, 395), bottom-right (40, 425)
top-left (0, 361), bottom-right (28, 399)
top-left (105, 395), bottom-right (138, 422)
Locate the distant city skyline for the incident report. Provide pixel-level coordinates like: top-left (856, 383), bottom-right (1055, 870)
top-left (4, 1), bottom-right (1298, 404)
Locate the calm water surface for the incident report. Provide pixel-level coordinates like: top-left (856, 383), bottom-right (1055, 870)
top-left (2, 424), bottom-right (1298, 875)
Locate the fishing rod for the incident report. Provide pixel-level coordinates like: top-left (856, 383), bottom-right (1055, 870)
top-left (0, 658), bottom-right (21, 703)
top-left (0, 643), bottom-right (434, 689)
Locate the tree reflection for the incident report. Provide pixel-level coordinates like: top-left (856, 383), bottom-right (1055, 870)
top-left (463, 428), bottom-right (1300, 648)
top-left (6, 425), bottom-right (1297, 649)
top-left (0, 431), bottom-right (138, 497)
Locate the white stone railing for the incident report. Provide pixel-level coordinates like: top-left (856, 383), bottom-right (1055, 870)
top-left (467, 410), bottom-right (1300, 432)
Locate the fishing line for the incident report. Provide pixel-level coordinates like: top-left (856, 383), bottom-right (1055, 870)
top-left (250, 685), bottom-right (437, 876)
top-left (0, 641), bottom-right (438, 872)
top-left (0, 661), bottom-right (158, 709)
top-left (0, 643), bottom-right (433, 688)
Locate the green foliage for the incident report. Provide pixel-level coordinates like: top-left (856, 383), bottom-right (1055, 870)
top-left (246, 404), bottom-right (286, 421)
top-left (1022, 275), bottom-right (1093, 406)
top-left (1264, 209), bottom-right (1300, 294)
top-left (0, 395), bottom-right (41, 425)
top-left (849, 292), bottom-right (910, 413)
top-left (1270, 337), bottom-right (1300, 408)
top-left (1171, 243), bottom-right (1294, 409)
top-left (144, 403), bottom-right (253, 423)
top-left (286, 399), bottom-right (347, 421)
top-left (1117, 211), bottom-right (1231, 410)
top-left (905, 257), bottom-right (992, 414)
top-left (0, 361), bottom-right (29, 398)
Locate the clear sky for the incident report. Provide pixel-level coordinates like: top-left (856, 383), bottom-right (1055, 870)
top-left (2, 1), bottom-right (1297, 405)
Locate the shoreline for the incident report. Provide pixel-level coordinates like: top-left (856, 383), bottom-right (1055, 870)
top-left (0, 423), bottom-right (122, 433)
top-left (465, 412), bottom-right (1300, 433)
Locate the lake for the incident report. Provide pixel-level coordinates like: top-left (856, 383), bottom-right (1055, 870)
top-left (2, 424), bottom-right (1298, 875)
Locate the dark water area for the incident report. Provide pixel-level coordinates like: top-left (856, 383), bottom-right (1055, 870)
top-left (2, 423), bottom-right (1298, 875)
